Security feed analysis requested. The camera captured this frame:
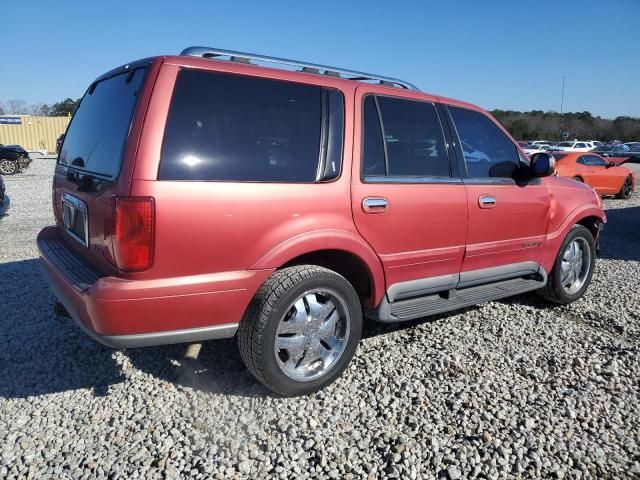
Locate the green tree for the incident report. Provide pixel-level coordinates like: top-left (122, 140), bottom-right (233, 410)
top-left (46, 98), bottom-right (80, 117)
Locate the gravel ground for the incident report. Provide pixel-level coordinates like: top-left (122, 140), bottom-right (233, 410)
top-left (0, 159), bottom-right (639, 479)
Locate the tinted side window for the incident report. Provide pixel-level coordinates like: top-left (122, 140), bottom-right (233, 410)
top-left (576, 156), bottom-right (587, 165)
top-left (587, 155), bottom-right (607, 166)
top-left (362, 96), bottom-right (386, 176)
top-left (376, 97), bottom-right (449, 177)
top-left (159, 69), bottom-right (342, 182)
top-left (449, 106), bottom-right (520, 178)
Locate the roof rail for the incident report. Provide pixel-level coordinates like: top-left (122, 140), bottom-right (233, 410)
top-left (180, 46), bottom-right (420, 91)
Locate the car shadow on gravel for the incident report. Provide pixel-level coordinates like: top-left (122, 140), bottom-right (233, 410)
top-left (0, 259), bottom-right (124, 399)
top-left (123, 340), bottom-right (273, 398)
top-left (598, 205), bottom-right (640, 261)
top-left (0, 258), bottom-right (269, 399)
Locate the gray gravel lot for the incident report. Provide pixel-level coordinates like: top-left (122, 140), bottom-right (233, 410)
top-left (0, 159), bottom-right (639, 479)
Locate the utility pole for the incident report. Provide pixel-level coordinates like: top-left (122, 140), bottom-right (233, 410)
top-left (560, 75), bottom-right (566, 140)
top-left (560, 75), bottom-right (565, 115)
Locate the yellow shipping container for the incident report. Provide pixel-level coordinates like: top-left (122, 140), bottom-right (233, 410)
top-left (0, 115), bottom-right (71, 154)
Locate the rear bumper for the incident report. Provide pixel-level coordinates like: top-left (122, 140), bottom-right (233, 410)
top-left (37, 226), bottom-right (273, 348)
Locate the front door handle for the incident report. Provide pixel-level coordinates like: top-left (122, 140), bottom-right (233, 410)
top-left (478, 195), bottom-right (496, 209)
top-left (362, 197), bottom-right (389, 213)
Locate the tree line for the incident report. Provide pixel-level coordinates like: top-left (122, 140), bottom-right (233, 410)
top-left (490, 109), bottom-right (640, 142)
top-left (0, 98), bottom-right (80, 117)
top-left (1, 98), bottom-right (638, 142)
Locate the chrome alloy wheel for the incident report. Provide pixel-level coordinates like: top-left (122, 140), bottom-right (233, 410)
top-left (274, 289), bottom-right (351, 382)
top-left (0, 160), bottom-right (17, 175)
top-left (561, 237), bottom-right (591, 295)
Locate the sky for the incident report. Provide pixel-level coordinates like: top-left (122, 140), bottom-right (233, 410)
top-left (1, 0), bottom-right (639, 119)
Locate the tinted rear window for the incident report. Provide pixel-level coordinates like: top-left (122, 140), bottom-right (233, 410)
top-left (159, 69), bottom-right (342, 182)
top-left (58, 67), bottom-right (146, 178)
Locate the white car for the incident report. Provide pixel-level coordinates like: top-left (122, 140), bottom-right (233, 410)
top-left (522, 145), bottom-right (547, 156)
top-left (556, 141), bottom-right (593, 152)
top-left (588, 140), bottom-right (603, 148)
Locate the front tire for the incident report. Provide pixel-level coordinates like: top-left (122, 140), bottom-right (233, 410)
top-left (537, 225), bottom-right (596, 304)
top-left (238, 265), bottom-right (362, 396)
top-left (0, 159), bottom-right (18, 175)
top-left (615, 176), bottom-right (633, 199)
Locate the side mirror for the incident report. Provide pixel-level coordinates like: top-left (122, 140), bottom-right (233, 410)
top-left (606, 161), bottom-right (615, 168)
top-left (530, 152), bottom-right (556, 178)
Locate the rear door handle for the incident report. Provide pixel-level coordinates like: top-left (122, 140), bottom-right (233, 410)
top-left (478, 195), bottom-right (496, 209)
top-left (362, 197), bottom-right (389, 213)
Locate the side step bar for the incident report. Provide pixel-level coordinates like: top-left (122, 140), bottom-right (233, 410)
top-left (367, 274), bottom-right (546, 323)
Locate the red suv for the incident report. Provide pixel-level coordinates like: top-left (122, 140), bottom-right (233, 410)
top-left (38, 47), bottom-right (605, 395)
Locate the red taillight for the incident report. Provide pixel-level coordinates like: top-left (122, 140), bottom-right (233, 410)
top-left (113, 197), bottom-right (155, 272)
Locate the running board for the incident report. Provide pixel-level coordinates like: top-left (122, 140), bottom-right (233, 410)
top-left (368, 275), bottom-right (546, 323)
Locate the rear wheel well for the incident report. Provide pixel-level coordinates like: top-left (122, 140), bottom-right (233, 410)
top-left (281, 250), bottom-right (372, 303)
top-left (577, 216), bottom-right (601, 240)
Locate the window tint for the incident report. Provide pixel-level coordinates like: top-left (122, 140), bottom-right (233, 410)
top-left (449, 106), bottom-right (520, 178)
top-left (59, 67), bottom-right (146, 178)
top-left (376, 97), bottom-right (449, 177)
top-left (362, 96), bottom-right (386, 176)
top-left (575, 143), bottom-right (586, 148)
top-left (159, 69), bottom-right (343, 182)
top-left (579, 155), bottom-right (606, 166)
top-left (587, 155), bottom-right (607, 166)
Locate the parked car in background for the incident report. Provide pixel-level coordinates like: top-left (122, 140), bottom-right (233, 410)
top-left (0, 144), bottom-right (32, 175)
top-left (522, 144), bottom-right (547, 156)
top-left (0, 175), bottom-right (9, 216)
top-left (591, 144), bottom-right (640, 162)
top-left (556, 141), bottom-right (593, 152)
top-left (4, 144), bottom-right (30, 157)
top-left (38, 47), bottom-right (606, 395)
top-left (588, 140), bottom-right (603, 147)
top-left (592, 144), bottom-right (629, 156)
top-left (556, 153), bottom-right (635, 199)
top-left (624, 142), bottom-right (640, 151)
top-left (517, 141), bottom-right (530, 148)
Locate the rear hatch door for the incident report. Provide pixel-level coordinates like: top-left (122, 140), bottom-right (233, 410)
top-left (53, 62), bottom-right (152, 275)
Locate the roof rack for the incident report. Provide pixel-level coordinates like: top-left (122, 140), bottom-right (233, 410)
top-left (180, 46), bottom-right (419, 91)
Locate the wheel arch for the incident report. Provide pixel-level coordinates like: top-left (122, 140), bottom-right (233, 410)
top-left (576, 215), bottom-right (603, 241)
top-left (250, 230), bottom-right (386, 307)
top-left (542, 206), bottom-right (605, 272)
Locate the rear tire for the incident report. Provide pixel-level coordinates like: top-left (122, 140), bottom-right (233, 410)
top-left (615, 176), bottom-right (633, 199)
top-left (537, 225), bottom-right (595, 304)
top-left (238, 265), bottom-right (362, 396)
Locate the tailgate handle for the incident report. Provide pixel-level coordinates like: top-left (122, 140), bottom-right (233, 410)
top-left (362, 197), bottom-right (389, 213)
